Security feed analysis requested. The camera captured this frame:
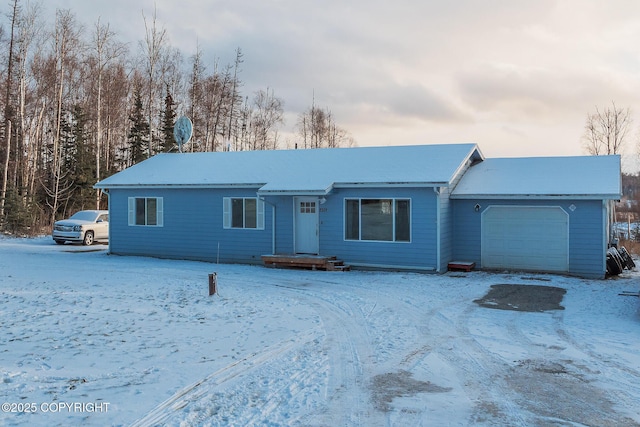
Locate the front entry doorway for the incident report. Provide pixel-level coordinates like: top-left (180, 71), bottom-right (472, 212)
top-left (294, 197), bottom-right (319, 254)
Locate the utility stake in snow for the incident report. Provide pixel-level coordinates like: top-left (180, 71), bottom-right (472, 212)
top-left (208, 273), bottom-right (218, 296)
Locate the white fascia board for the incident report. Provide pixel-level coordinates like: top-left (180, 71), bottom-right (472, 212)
top-left (447, 145), bottom-right (484, 184)
top-left (450, 193), bottom-right (622, 200)
top-left (257, 183), bottom-right (334, 196)
top-left (93, 183), bottom-right (265, 190)
top-left (332, 181), bottom-right (449, 189)
top-left (257, 189), bottom-right (331, 196)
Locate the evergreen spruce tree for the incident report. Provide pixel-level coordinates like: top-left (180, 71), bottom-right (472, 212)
top-left (69, 105), bottom-right (95, 210)
top-left (56, 105), bottom-right (96, 214)
top-left (160, 88), bottom-right (177, 153)
top-left (3, 188), bottom-right (30, 234)
top-left (128, 87), bottom-right (150, 164)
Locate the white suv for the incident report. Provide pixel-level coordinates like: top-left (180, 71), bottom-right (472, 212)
top-left (52, 210), bottom-right (109, 245)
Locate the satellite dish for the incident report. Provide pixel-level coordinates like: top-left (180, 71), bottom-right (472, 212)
top-left (173, 116), bottom-right (193, 152)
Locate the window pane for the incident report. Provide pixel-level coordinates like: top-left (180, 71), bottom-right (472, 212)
top-left (231, 198), bottom-right (244, 228)
top-left (395, 200), bottom-right (410, 242)
top-left (135, 198), bottom-right (146, 225)
top-left (147, 198), bottom-right (157, 225)
top-left (361, 199), bottom-right (393, 241)
top-left (345, 199), bottom-right (359, 240)
top-left (245, 198), bottom-right (257, 228)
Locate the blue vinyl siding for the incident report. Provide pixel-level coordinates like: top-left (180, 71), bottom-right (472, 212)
top-left (452, 199), bottom-right (606, 278)
top-left (107, 187), bottom-right (608, 277)
top-left (451, 200), bottom-right (483, 263)
top-left (108, 188), bottom-right (272, 264)
top-left (272, 196), bottom-right (294, 254)
top-left (108, 187), bottom-right (440, 270)
top-left (438, 187), bottom-right (453, 273)
top-left (319, 187), bottom-right (438, 270)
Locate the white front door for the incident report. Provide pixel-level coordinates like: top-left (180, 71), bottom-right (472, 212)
top-left (295, 197), bottom-right (319, 254)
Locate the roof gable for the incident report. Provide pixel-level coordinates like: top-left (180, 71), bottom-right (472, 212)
top-left (95, 144), bottom-right (482, 194)
top-left (451, 155), bottom-right (621, 200)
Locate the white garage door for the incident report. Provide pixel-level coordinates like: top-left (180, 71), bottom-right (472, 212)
top-left (482, 206), bottom-right (568, 273)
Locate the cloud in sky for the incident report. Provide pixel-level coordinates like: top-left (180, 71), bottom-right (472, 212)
top-left (27, 0), bottom-right (640, 167)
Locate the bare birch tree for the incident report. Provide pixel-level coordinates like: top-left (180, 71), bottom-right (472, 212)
top-left (583, 101), bottom-right (631, 155)
top-left (296, 104), bottom-right (355, 149)
top-left (46, 9), bottom-right (82, 224)
top-left (1, 0), bottom-right (18, 222)
top-left (15, 2), bottom-right (43, 216)
top-left (225, 47), bottom-right (243, 149)
top-left (141, 6), bottom-right (167, 158)
top-left (90, 18), bottom-right (126, 208)
top-left (188, 44), bottom-right (205, 152)
top-left (250, 88), bottom-right (284, 150)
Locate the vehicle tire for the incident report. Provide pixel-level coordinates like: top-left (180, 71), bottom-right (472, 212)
top-left (54, 240), bottom-right (65, 245)
top-left (619, 246), bottom-right (636, 269)
top-left (614, 248), bottom-right (626, 270)
top-left (606, 248), bottom-right (623, 275)
top-left (82, 231), bottom-right (94, 246)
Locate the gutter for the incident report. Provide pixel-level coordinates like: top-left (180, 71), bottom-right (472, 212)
top-left (95, 181), bottom-right (453, 191)
top-left (93, 183), bottom-right (266, 190)
top-left (449, 194), bottom-right (622, 200)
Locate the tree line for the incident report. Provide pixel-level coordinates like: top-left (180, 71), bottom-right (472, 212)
top-left (0, 2), bottom-right (354, 234)
top-left (581, 101), bottom-right (640, 245)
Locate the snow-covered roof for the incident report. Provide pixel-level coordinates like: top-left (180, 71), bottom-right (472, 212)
top-left (95, 144), bottom-right (483, 194)
top-left (451, 155), bottom-right (621, 200)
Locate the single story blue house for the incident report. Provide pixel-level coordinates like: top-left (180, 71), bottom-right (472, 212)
top-left (94, 144), bottom-right (621, 278)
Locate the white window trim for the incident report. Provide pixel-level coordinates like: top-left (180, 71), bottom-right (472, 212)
top-left (128, 197), bottom-right (164, 227)
top-left (343, 197), bottom-right (412, 243)
top-left (223, 197), bottom-right (265, 230)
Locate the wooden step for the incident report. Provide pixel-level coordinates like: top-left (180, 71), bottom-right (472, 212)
top-left (262, 254), bottom-right (350, 271)
top-left (448, 261), bottom-right (476, 272)
top-left (326, 259), bottom-right (348, 271)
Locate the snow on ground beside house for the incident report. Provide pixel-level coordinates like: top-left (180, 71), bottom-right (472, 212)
top-left (1, 236), bottom-right (640, 427)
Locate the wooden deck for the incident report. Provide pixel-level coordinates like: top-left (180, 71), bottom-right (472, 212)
top-left (261, 254), bottom-right (350, 271)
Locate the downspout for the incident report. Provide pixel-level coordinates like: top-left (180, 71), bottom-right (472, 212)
top-left (434, 187), bottom-right (441, 273)
top-left (602, 199), bottom-right (609, 277)
top-left (101, 188), bottom-right (111, 254)
top-left (271, 204), bottom-right (275, 254)
top-left (259, 195), bottom-right (276, 255)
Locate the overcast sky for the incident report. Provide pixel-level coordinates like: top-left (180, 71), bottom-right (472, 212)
top-left (21, 1), bottom-right (640, 170)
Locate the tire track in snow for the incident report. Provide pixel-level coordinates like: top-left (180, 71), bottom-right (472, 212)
top-left (554, 314), bottom-right (640, 380)
top-left (241, 351), bottom-right (326, 427)
top-left (278, 277), bottom-right (468, 426)
top-left (553, 313), bottom-right (640, 421)
top-left (129, 328), bottom-right (321, 427)
top-left (272, 283), bottom-right (381, 426)
top-left (445, 303), bottom-right (529, 425)
top-left (452, 299), bottom-right (639, 426)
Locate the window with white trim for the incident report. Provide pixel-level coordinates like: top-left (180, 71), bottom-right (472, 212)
top-left (223, 197), bottom-right (264, 229)
top-left (345, 198), bottom-right (410, 242)
top-left (128, 197), bottom-right (163, 226)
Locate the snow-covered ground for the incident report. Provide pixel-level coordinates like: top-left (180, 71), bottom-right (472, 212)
top-left (1, 236), bottom-right (639, 426)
